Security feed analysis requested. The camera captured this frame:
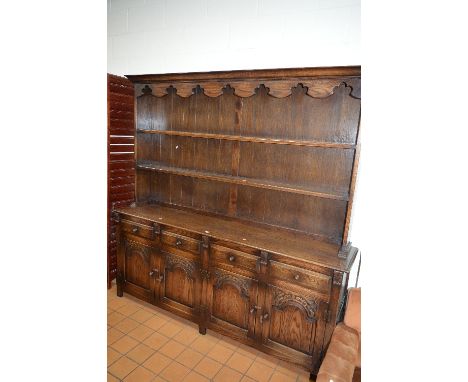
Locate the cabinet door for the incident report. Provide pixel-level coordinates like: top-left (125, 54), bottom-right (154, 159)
top-left (121, 236), bottom-right (159, 302)
top-left (207, 268), bottom-right (258, 339)
top-left (158, 250), bottom-right (200, 320)
top-left (260, 284), bottom-right (328, 367)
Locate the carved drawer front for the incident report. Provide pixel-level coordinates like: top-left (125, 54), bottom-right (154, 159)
top-left (269, 261), bottom-right (331, 296)
top-left (210, 244), bottom-right (257, 278)
top-left (161, 230), bottom-right (200, 254)
top-left (121, 219), bottom-right (155, 241)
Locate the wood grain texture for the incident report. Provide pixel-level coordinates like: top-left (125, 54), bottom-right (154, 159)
top-left (115, 66), bottom-right (361, 375)
top-left (108, 73), bottom-right (135, 288)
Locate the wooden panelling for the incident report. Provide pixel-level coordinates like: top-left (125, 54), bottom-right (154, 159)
top-left (108, 73), bottom-right (136, 288)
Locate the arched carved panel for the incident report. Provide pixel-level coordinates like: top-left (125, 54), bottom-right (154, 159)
top-left (271, 287), bottom-right (318, 323)
top-left (125, 239), bottom-right (150, 264)
top-left (213, 269), bottom-right (251, 299)
top-left (165, 253), bottom-right (196, 280)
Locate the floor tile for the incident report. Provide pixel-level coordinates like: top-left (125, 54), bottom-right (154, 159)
top-left (123, 366), bottom-right (155, 382)
top-left (213, 365), bottom-right (243, 382)
top-left (207, 342), bottom-right (234, 364)
top-left (236, 343), bottom-right (259, 359)
top-left (108, 298), bottom-right (128, 311)
top-left (158, 321), bottom-right (183, 338)
top-left (130, 309), bottom-right (154, 323)
top-left (159, 361), bottom-right (190, 382)
top-left (126, 343), bottom-right (155, 364)
top-left (118, 303), bottom-right (141, 317)
top-left (108, 311), bottom-right (126, 326)
top-left (173, 327), bottom-right (199, 345)
top-left (183, 371), bottom-right (210, 382)
top-left (226, 352), bottom-right (254, 374)
top-left (110, 335), bottom-right (139, 355)
top-left (159, 339), bottom-right (186, 358)
top-left (240, 376), bottom-right (256, 382)
top-left (245, 360), bottom-right (275, 382)
top-left (276, 360), bottom-right (306, 377)
top-left (270, 370), bottom-right (298, 382)
top-left (193, 357), bottom-right (223, 379)
top-left (108, 356), bottom-right (138, 380)
top-left (143, 352), bottom-right (172, 374)
top-left (143, 331), bottom-right (169, 351)
top-left (108, 328), bottom-right (125, 345)
top-left (128, 324), bottom-right (154, 342)
top-left (107, 372), bottom-right (119, 382)
top-left (176, 347), bottom-right (204, 369)
top-left (190, 335), bottom-right (218, 354)
top-left (107, 346), bottom-right (122, 366)
top-left (114, 317), bottom-right (140, 334)
top-left (144, 315), bottom-right (168, 331)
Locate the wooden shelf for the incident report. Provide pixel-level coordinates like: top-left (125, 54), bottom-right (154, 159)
top-left (136, 129), bottom-right (355, 149)
top-left (137, 160), bottom-right (349, 201)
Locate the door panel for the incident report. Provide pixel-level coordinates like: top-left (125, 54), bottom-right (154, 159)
top-left (262, 285), bottom-right (327, 357)
top-left (158, 251), bottom-right (200, 318)
top-left (121, 236), bottom-right (157, 302)
top-left (208, 268), bottom-right (257, 339)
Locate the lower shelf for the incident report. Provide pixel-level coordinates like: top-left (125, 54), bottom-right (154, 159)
top-left (137, 161), bottom-right (349, 201)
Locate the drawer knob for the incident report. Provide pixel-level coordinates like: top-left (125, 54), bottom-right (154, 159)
top-left (294, 274), bottom-right (300, 280)
top-left (132, 227), bottom-right (139, 233)
top-left (228, 255), bottom-right (235, 262)
top-left (175, 239), bottom-right (182, 246)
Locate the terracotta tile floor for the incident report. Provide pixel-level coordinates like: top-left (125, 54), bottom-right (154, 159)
top-left (108, 285), bottom-right (311, 382)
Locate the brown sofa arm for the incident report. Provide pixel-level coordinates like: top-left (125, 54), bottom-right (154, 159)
top-left (316, 323), bottom-right (360, 382)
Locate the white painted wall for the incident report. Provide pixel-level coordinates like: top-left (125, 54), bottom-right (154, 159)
top-left (107, 0), bottom-right (361, 75)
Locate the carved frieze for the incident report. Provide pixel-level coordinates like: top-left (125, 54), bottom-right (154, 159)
top-left (213, 269), bottom-right (251, 299)
top-left (137, 77), bottom-right (360, 100)
top-left (271, 287), bottom-right (318, 322)
top-left (125, 239), bottom-right (150, 263)
top-left (165, 254), bottom-right (196, 280)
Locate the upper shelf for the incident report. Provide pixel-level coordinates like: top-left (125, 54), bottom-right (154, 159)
top-left (136, 129), bottom-right (356, 149)
top-left (137, 160), bottom-right (349, 201)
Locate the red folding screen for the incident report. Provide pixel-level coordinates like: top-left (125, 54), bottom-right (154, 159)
top-left (107, 74), bottom-right (135, 288)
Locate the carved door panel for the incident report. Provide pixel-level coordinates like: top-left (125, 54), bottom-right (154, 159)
top-left (121, 236), bottom-right (159, 302)
top-left (260, 284), bottom-right (328, 361)
top-left (157, 251), bottom-right (200, 318)
top-left (207, 268), bottom-right (258, 339)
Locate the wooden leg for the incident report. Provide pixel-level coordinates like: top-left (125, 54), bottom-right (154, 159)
top-left (198, 325), bottom-right (206, 335)
top-left (309, 372), bottom-right (317, 381)
top-left (116, 271), bottom-right (123, 297)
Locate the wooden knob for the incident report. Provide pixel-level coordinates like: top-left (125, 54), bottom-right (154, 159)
top-left (294, 274), bottom-right (300, 280)
top-left (228, 255), bottom-right (235, 262)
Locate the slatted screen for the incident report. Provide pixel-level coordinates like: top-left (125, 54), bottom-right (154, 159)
top-left (108, 74), bottom-right (135, 287)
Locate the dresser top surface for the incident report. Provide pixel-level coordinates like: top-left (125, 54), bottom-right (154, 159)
top-left (115, 204), bottom-right (357, 272)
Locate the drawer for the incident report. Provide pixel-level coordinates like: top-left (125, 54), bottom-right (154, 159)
top-left (211, 244), bottom-right (257, 277)
top-left (121, 219), bottom-right (155, 240)
top-left (269, 261), bottom-right (331, 295)
top-left (161, 231), bottom-right (200, 254)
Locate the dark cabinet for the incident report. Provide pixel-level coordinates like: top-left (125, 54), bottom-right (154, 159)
top-left (114, 66), bottom-right (361, 375)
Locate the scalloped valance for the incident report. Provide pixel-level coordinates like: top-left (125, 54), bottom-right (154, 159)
top-left (136, 78), bottom-right (360, 99)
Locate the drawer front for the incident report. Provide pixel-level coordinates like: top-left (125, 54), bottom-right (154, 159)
top-left (161, 231), bottom-right (200, 254)
top-left (269, 261), bottom-right (331, 295)
top-left (121, 220), bottom-right (155, 240)
top-left (211, 244), bottom-right (257, 277)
